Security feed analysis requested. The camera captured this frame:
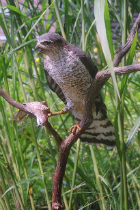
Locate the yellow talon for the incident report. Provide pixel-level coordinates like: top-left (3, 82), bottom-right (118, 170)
top-left (70, 124), bottom-right (82, 134)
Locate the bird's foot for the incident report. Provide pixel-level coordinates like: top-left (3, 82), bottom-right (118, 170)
top-left (41, 103), bottom-right (70, 117)
top-left (70, 123), bottom-right (82, 134)
top-left (47, 109), bottom-right (66, 117)
top-left (41, 101), bottom-right (51, 114)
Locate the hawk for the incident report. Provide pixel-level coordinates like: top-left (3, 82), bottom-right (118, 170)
top-left (35, 32), bottom-right (115, 146)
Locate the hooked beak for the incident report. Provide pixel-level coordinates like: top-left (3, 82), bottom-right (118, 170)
top-left (35, 44), bottom-right (44, 54)
top-left (35, 44), bottom-right (39, 51)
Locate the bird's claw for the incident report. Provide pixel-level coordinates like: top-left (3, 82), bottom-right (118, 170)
top-left (47, 112), bottom-right (52, 117)
top-left (41, 101), bottom-right (52, 117)
top-left (46, 108), bottom-right (52, 117)
top-left (70, 124), bottom-right (82, 134)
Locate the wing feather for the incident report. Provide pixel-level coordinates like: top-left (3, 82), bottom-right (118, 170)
top-left (44, 71), bottom-right (67, 104)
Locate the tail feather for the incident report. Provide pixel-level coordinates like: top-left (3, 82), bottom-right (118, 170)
top-left (74, 95), bottom-right (116, 146)
top-left (80, 118), bottom-right (115, 146)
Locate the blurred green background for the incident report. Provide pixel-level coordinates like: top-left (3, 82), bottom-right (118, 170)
top-left (0, 0), bottom-right (140, 209)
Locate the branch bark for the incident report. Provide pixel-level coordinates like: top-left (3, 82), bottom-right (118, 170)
top-left (0, 13), bottom-right (140, 210)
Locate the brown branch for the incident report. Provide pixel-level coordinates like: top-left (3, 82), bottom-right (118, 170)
top-left (0, 88), bottom-right (28, 112)
top-left (85, 63), bottom-right (140, 107)
top-left (113, 13), bottom-right (140, 67)
top-left (0, 88), bottom-right (63, 145)
top-left (52, 119), bottom-right (92, 210)
top-left (44, 121), bottom-right (63, 146)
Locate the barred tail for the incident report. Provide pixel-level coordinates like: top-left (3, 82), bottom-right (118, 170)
top-left (75, 95), bottom-right (116, 146)
top-left (80, 118), bottom-right (115, 146)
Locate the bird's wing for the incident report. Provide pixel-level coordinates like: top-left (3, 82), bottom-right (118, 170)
top-left (79, 54), bottom-right (98, 79)
top-left (44, 70), bottom-right (67, 105)
top-left (68, 44), bottom-right (98, 79)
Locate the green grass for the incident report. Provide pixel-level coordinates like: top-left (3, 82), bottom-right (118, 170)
top-left (0, 0), bottom-right (140, 209)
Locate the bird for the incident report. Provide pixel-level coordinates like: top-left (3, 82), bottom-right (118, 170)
top-left (35, 32), bottom-right (115, 146)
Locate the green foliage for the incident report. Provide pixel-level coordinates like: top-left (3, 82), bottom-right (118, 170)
top-left (0, 0), bottom-right (140, 209)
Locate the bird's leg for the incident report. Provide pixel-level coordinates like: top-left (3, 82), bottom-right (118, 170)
top-left (48, 105), bottom-right (71, 117)
top-left (46, 102), bottom-right (82, 134)
top-left (48, 109), bottom-right (69, 117)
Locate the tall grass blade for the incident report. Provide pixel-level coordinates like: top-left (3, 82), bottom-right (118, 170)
top-left (94, 0), bottom-right (120, 98)
top-left (125, 117), bottom-right (140, 149)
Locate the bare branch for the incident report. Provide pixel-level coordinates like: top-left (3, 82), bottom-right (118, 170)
top-left (52, 120), bottom-right (92, 210)
top-left (0, 88), bottom-right (63, 145)
top-left (105, 63), bottom-right (140, 76)
top-left (86, 63), bottom-right (140, 106)
top-left (44, 121), bottom-right (63, 146)
top-left (0, 88), bottom-right (27, 112)
top-left (113, 13), bottom-right (140, 67)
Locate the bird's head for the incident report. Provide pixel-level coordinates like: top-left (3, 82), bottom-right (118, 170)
top-left (35, 32), bottom-right (67, 55)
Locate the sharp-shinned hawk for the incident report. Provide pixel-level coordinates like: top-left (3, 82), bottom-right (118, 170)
top-left (35, 32), bottom-right (115, 146)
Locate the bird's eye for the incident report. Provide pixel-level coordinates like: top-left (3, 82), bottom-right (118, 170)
top-left (41, 41), bottom-right (49, 46)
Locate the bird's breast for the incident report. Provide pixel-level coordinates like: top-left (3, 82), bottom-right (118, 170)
top-left (43, 51), bottom-right (93, 115)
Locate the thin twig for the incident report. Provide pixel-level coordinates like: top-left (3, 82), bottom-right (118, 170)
top-left (44, 121), bottom-right (63, 146)
top-left (0, 88), bottom-right (27, 112)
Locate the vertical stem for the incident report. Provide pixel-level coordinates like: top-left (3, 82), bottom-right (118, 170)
top-left (0, 165), bottom-right (11, 210)
top-left (62, 187), bottom-right (69, 210)
top-left (30, 123), bottom-right (52, 210)
top-left (52, 143), bottom-right (71, 210)
top-left (90, 146), bottom-right (106, 210)
top-left (29, 195), bottom-right (35, 210)
top-left (0, 198), bottom-right (5, 210)
top-left (68, 139), bottom-right (80, 210)
top-left (54, 0), bottom-right (66, 39)
top-left (122, 0), bottom-right (128, 66)
top-left (119, 113), bottom-right (124, 210)
top-left (120, 1), bottom-right (128, 210)
top-left (81, 0), bottom-right (85, 51)
top-left (64, 0), bottom-right (69, 41)
top-left (0, 142), bottom-right (25, 210)
top-left (16, 129), bottom-right (35, 210)
top-left (0, 100), bottom-right (20, 182)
